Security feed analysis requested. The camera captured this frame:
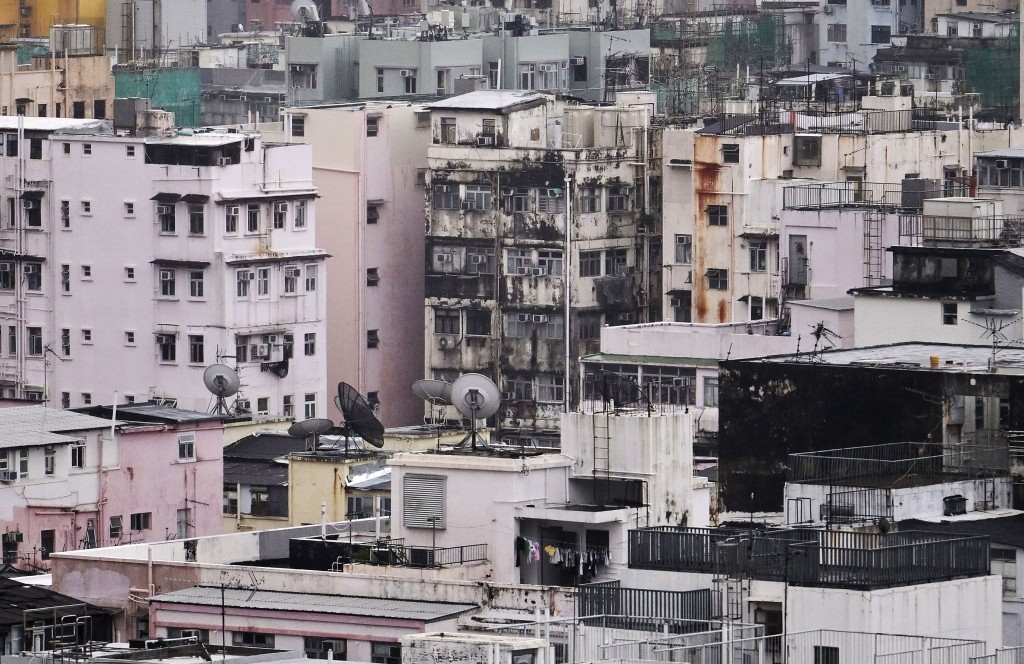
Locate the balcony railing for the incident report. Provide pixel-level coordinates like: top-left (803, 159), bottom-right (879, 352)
top-left (788, 441), bottom-right (1008, 488)
top-left (783, 181), bottom-right (973, 212)
top-left (899, 213), bottom-right (1024, 247)
top-left (628, 527), bottom-right (991, 589)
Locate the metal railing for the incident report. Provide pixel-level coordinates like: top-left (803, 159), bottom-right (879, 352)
top-left (628, 527), bottom-right (991, 589)
top-left (899, 213), bottom-right (1024, 246)
top-left (399, 543), bottom-right (488, 567)
top-left (821, 487), bottom-right (892, 523)
top-left (578, 581), bottom-right (715, 627)
top-left (788, 441), bottom-right (1009, 487)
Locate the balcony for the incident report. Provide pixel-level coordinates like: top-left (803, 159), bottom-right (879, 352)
top-left (783, 180), bottom-right (973, 212)
top-left (628, 526), bottom-right (991, 589)
top-left (899, 213), bottom-right (1024, 247)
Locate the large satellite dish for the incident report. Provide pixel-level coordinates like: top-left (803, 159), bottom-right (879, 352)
top-left (288, 418), bottom-right (335, 451)
top-left (203, 364), bottom-right (240, 415)
top-left (291, 0), bottom-right (321, 22)
top-left (412, 379), bottom-right (453, 405)
top-left (451, 373), bottom-right (501, 450)
top-left (336, 382), bottom-right (385, 448)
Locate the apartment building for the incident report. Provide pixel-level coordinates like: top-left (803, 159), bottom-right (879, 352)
top-left (423, 90), bottom-right (659, 441)
top-left (0, 113), bottom-right (327, 417)
top-left (0, 42), bottom-right (113, 120)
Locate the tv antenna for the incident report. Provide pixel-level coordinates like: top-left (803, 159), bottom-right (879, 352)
top-left (203, 364), bottom-right (240, 415)
top-left (287, 417), bottom-right (335, 452)
top-left (335, 382), bottom-right (386, 449)
top-left (451, 373), bottom-right (501, 450)
top-left (808, 321), bottom-right (840, 360)
top-left (965, 309), bottom-right (1022, 367)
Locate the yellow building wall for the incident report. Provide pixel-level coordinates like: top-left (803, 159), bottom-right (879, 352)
top-left (0, 0), bottom-right (105, 39)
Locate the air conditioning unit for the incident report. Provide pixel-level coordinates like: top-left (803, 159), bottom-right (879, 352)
top-left (22, 199), bottom-right (37, 210)
top-left (617, 313), bottom-right (631, 322)
top-left (539, 64), bottom-right (556, 73)
top-left (0, 470), bottom-right (16, 482)
top-left (215, 157), bottom-right (231, 166)
top-left (399, 69), bottom-right (414, 78)
top-left (516, 313), bottom-right (530, 322)
top-left (470, 254), bottom-right (486, 265)
top-left (242, 270), bottom-right (255, 280)
top-left (670, 297), bottom-right (682, 308)
top-left (437, 335), bottom-right (457, 350)
top-left (530, 267), bottom-right (545, 276)
top-left (409, 547), bottom-right (435, 567)
top-left (436, 253), bottom-right (453, 265)
top-left (924, 73), bottom-right (937, 80)
top-left (822, 5), bottom-right (833, 13)
top-left (285, 266), bottom-right (302, 277)
top-left (256, 343), bottom-right (270, 358)
top-left (895, 64), bottom-right (907, 73)
top-left (995, 159), bottom-right (1010, 169)
top-left (570, 56), bottom-right (585, 65)
top-left (532, 314), bottom-right (548, 323)
top-left (0, 262), bottom-right (12, 272)
top-left (477, 135), bottom-right (495, 146)
top-left (2, 530), bottom-right (23, 543)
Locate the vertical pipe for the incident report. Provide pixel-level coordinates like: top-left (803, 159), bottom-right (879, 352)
top-left (563, 172), bottom-right (572, 414)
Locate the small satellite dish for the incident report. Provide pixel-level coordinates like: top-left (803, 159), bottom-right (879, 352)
top-left (336, 382), bottom-right (386, 448)
top-left (291, 0), bottom-right (321, 22)
top-left (288, 417), bottom-right (335, 451)
top-left (451, 373), bottom-right (501, 450)
top-left (203, 364), bottom-right (240, 415)
top-left (412, 379), bottom-right (453, 405)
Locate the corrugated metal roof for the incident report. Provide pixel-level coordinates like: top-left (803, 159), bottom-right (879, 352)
top-left (150, 587), bottom-right (478, 621)
top-left (0, 406), bottom-right (115, 448)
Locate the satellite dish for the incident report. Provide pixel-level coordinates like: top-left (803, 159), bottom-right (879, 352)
top-left (451, 373), bottom-right (501, 450)
top-left (203, 364), bottom-right (240, 415)
top-left (412, 379), bottom-right (453, 405)
top-left (288, 418), bottom-right (335, 451)
top-left (291, 0), bottom-right (321, 22)
top-left (336, 382), bottom-right (385, 448)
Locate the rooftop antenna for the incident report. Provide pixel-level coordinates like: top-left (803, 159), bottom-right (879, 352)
top-left (451, 373), bottom-right (501, 450)
top-left (288, 417), bottom-right (335, 452)
top-left (808, 321), bottom-right (840, 361)
top-left (335, 382), bottom-right (386, 449)
top-left (203, 364), bottom-right (240, 416)
top-left (965, 310), bottom-right (1023, 368)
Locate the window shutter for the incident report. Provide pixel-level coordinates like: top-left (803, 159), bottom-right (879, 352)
top-left (403, 474), bottom-right (446, 529)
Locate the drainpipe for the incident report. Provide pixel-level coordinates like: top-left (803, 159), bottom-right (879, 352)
top-left (563, 172), bottom-right (572, 414)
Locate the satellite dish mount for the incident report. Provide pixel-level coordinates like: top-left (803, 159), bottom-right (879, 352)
top-left (203, 364), bottom-right (240, 416)
top-left (451, 373), bottom-right (501, 451)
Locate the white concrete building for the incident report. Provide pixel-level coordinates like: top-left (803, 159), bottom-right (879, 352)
top-left (0, 115), bottom-right (327, 417)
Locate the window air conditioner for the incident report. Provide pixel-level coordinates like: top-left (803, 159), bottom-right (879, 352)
top-left (22, 200), bottom-right (37, 210)
top-left (995, 159), bottom-right (1010, 169)
top-left (670, 297), bottom-right (682, 307)
top-left (256, 343), bottom-right (270, 358)
top-left (532, 314), bottom-right (548, 323)
top-left (400, 69), bottom-right (414, 78)
top-left (0, 471), bottom-right (16, 482)
top-left (216, 157), bottom-right (232, 166)
top-left (477, 135), bottom-right (495, 146)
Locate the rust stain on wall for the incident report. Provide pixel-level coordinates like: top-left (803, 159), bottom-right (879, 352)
top-left (693, 136), bottom-right (723, 323)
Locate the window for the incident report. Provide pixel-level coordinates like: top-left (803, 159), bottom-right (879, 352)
top-left (189, 335), bottom-right (204, 364)
top-left (61, 264), bottom-right (70, 293)
top-left (376, 68), bottom-right (385, 93)
top-left (7, 326), bottom-right (14, 355)
top-left (283, 394), bottom-right (294, 418)
top-left (295, 201), bottom-right (306, 228)
top-left (703, 376), bottom-right (720, 407)
top-left (291, 115), bottom-right (305, 137)
top-left (464, 184), bottom-right (492, 210)
top-left (282, 334), bottom-right (294, 360)
top-left (367, 204), bottom-right (379, 224)
top-left (403, 474), bottom-right (445, 528)
top-left (178, 433), bottom-right (196, 460)
top-left (40, 529), bottom-right (54, 558)
top-left (433, 184), bottom-right (460, 209)
top-left (226, 205), bottom-right (239, 233)
top-left (125, 201), bottom-right (135, 216)
top-left (506, 377), bottom-right (533, 400)
top-left (992, 547), bottom-right (1017, 594)
top-left (257, 267), bottom-right (270, 296)
top-left (581, 187), bottom-right (601, 213)
top-left (722, 144), bottom-right (740, 163)
top-left (71, 440), bottom-right (85, 468)
top-left (82, 329), bottom-right (92, 343)
top-left (973, 21), bottom-right (982, 36)
top-left (707, 268), bottom-right (729, 290)
top-left (81, 265), bottom-right (92, 279)
top-left (60, 328), bottom-right (70, 356)
top-left (537, 375), bottom-right (564, 403)
top-left (306, 638), bottom-right (347, 660)
top-left (24, 262), bottom-right (41, 291)
top-left (749, 241), bottom-right (767, 272)
top-left (60, 200), bottom-right (70, 228)
top-left (508, 188), bottom-right (531, 212)
top-left (234, 633), bottom-right (275, 648)
top-left (404, 71), bottom-right (417, 94)
top-left (29, 138), bottom-right (41, 160)
top-left (273, 201), bottom-right (287, 229)
top-left (537, 188), bottom-right (565, 214)
top-left (537, 250), bottom-right (564, 276)
top-left (236, 270), bottom-right (251, 298)
top-left (130, 512), bottom-right (152, 531)
top-left (708, 205), bottom-right (729, 226)
top-left (256, 398), bottom-right (269, 415)
top-left (247, 203), bottom-right (260, 232)
top-left (284, 266), bottom-right (299, 294)
top-left (367, 329), bottom-right (379, 348)
top-left (675, 235), bottom-right (693, 263)
top-left (188, 204), bottom-right (205, 234)
top-left (300, 332), bottom-right (315, 356)
top-left (440, 117), bottom-right (456, 144)
top-left (126, 145), bottom-right (135, 157)
top-left (305, 264), bottom-right (318, 291)
top-left (159, 269), bottom-right (176, 297)
top-left (62, 142), bottom-right (70, 154)
top-left (18, 449), bottom-right (28, 478)
top-left (157, 204), bottom-right (175, 233)
top-left (573, 250), bottom-right (598, 277)
top-left (794, 135), bottom-right (822, 166)
top-left (0, 262), bottom-right (12, 290)
top-left (109, 515), bottom-right (123, 540)
top-left (467, 247), bottom-right (494, 275)
top-left (827, 23), bottom-right (847, 42)
top-left (435, 308), bottom-right (461, 334)
top-left (605, 248), bottom-right (629, 276)
top-left (578, 312), bottom-right (602, 340)
top-left (871, 25), bottom-right (891, 43)
top-left (27, 327), bottom-right (42, 356)
top-left (304, 393), bottom-right (316, 418)
top-left (157, 333), bottom-right (176, 362)
top-left (125, 266), bottom-right (135, 281)
top-left (813, 646), bottom-right (839, 664)
top-left (466, 309), bottom-right (491, 336)
top-left (942, 302), bottom-right (958, 325)
top-left (367, 267), bottom-right (380, 286)
top-left (187, 270), bottom-right (204, 298)
top-left (607, 186), bottom-right (630, 212)
top-left (42, 446), bottom-right (55, 476)
top-left (367, 117), bottom-right (379, 137)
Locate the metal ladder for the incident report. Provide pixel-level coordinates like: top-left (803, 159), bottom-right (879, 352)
top-left (592, 410), bottom-right (611, 504)
top-left (863, 211), bottom-right (885, 286)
